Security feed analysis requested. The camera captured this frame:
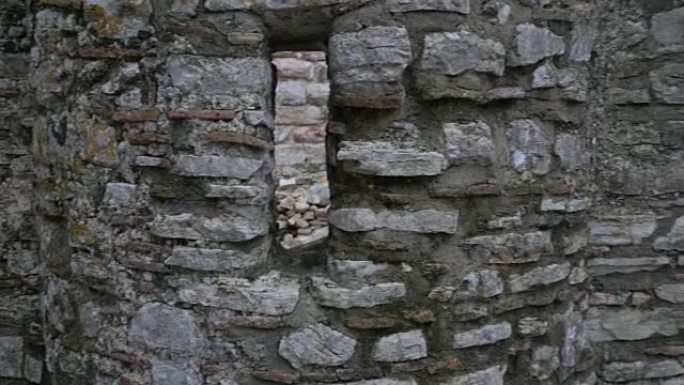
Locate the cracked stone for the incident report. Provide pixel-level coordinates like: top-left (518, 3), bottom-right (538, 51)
top-left (509, 263), bottom-right (571, 293)
top-left (505, 119), bottom-right (552, 175)
top-left (510, 23), bottom-right (565, 66)
top-left (443, 121), bottom-right (496, 165)
top-left (421, 32), bottom-right (505, 77)
top-left (453, 322), bottom-right (512, 349)
top-left (337, 141), bottom-right (447, 177)
top-left (129, 303), bottom-right (203, 353)
top-left (373, 329), bottom-right (427, 362)
top-left (311, 277), bottom-right (406, 309)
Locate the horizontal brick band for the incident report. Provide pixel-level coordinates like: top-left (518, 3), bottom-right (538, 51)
top-left (167, 110), bottom-right (237, 121)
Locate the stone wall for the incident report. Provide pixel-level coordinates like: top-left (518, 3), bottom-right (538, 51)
top-left (0, 0), bottom-right (682, 384)
top-left (0, 0), bottom-right (43, 383)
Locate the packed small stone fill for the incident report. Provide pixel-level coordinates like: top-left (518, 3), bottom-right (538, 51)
top-left (272, 51), bottom-right (331, 250)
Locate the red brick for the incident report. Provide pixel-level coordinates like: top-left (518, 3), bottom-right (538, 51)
top-left (124, 260), bottom-right (168, 273)
top-left (253, 370), bottom-right (298, 384)
top-left (225, 315), bottom-right (286, 329)
top-left (346, 316), bottom-right (400, 329)
top-left (204, 131), bottom-right (272, 150)
top-left (167, 25), bottom-right (217, 37)
top-left (645, 346), bottom-right (684, 356)
top-left (112, 109), bottom-right (160, 123)
top-left (402, 309), bottom-right (436, 323)
top-left (127, 132), bottom-right (171, 145)
top-left (426, 358), bottom-right (463, 374)
top-left (545, 181), bottom-right (574, 195)
top-left (104, 351), bottom-right (140, 365)
top-left (167, 110), bottom-right (236, 122)
top-left (202, 363), bottom-right (222, 376)
top-left (430, 184), bottom-right (500, 198)
top-left (0, 90), bottom-right (20, 98)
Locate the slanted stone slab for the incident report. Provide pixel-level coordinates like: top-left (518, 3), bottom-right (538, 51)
top-left (279, 323), bottom-right (357, 369)
top-left (586, 308), bottom-right (681, 342)
top-left (453, 322), bottom-right (512, 349)
top-left (589, 215), bottom-right (657, 246)
top-left (165, 245), bottom-right (267, 272)
top-left (385, 0), bottom-right (470, 14)
top-left (329, 27), bottom-right (412, 108)
top-left (151, 212), bottom-right (269, 242)
top-left (373, 330), bottom-right (427, 362)
top-left (429, 270), bottom-right (503, 302)
top-left (177, 271), bottom-right (300, 315)
top-left (505, 119), bottom-right (552, 175)
top-left (173, 155), bottom-right (263, 179)
top-left (463, 231), bottom-right (553, 264)
top-left (328, 208), bottom-right (459, 234)
top-left (587, 257), bottom-right (670, 276)
top-left (509, 23), bottom-right (565, 66)
top-left (311, 277), bottom-right (405, 309)
top-left (508, 263), bottom-right (571, 293)
top-left (129, 303), bottom-right (203, 352)
top-left (337, 141), bottom-right (447, 176)
top-left (330, 378), bottom-right (417, 385)
top-left (441, 365), bottom-right (506, 385)
top-left (443, 121), bottom-right (496, 165)
top-left (603, 360), bottom-right (684, 383)
top-left (554, 134), bottom-right (590, 171)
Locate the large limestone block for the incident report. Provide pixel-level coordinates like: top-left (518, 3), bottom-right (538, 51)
top-left (463, 231), bottom-right (553, 264)
top-left (452, 322), bottom-right (512, 349)
top-left (508, 263), bottom-right (571, 293)
top-left (441, 365), bottom-right (506, 385)
top-left (279, 323), bottom-right (357, 368)
top-left (654, 215), bottom-right (684, 251)
top-left (165, 245), bottom-right (267, 272)
top-left (443, 121), bottom-right (496, 166)
top-left (151, 212), bottom-right (269, 242)
top-left (311, 277), bottom-right (406, 309)
top-left (173, 155), bottom-right (263, 179)
top-left (177, 271), bottom-right (300, 315)
top-left (129, 303), bottom-right (203, 352)
top-left (337, 141), bottom-right (447, 176)
top-left (421, 32), bottom-right (505, 77)
top-left (373, 330), bottom-right (427, 362)
top-left (429, 270), bottom-right (503, 302)
top-left (151, 358), bottom-right (202, 385)
top-left (587, 257), bottom-right (670, 276)
top-left (509, 23), bottom-right (565, 66)
top-left (651, 7), bottom-right (684, 53)
top-left (505, 120), bottom-right (552, 175)
top-left (589, 215), bottom-right (657, 246)
top-left (650, 63), bottom-right (684, 104)
top-left (0, 336), bottom-right (23, 379)
top-left (585, 308), bottom-right (682, 342)
top-left (328, 208), bottom-right (459, 234)
top-left (159, 55), bottom-right (272, 109)
top-left (329, 26), bottom-right (412, 108)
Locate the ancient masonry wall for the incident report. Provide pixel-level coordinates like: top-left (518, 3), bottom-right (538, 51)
top-left (0, 0), bottom-right (682, 385)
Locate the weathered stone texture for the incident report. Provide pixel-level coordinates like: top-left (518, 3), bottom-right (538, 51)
top-left (129, 303), bottom-right (203, 352)
top-left (337, 141), bottom-right (447, 176)
top-left (279, 324), bottom-right (357, 368)
top-left (452, 322), bottom-right (512, 349)
top-left (329, 26), bottom-right (412, 108)
top-left (372, 330), bottom-right (427, 362)
top-left (505, 119), bottom-right (552, 175)
top-left (421, 32), bottom-right (505, 77)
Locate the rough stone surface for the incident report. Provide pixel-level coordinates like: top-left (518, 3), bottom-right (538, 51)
top-left (386, 0), bottom-right (470, 13)
top-left (0, 336), bottom-right (23, 378)
top-left (129, 303), bottom-right (203, 353)
top-left (651, 7), bottom-right (684, 53)
top-left (173, 155), bottom-right (263, 179)
top-left (279, 323), bottom-right (357, 369)
top-left (589, 215), bottom-right (657, 246)
top-left (421, 32), bottom-right (506, 77)
top-left (442, 365), bottom-right (506, 385)
top-left (337, 141), bottom-right (447, 176)
top-left (329, 26), bottom-right (412, 108)
top-left (176, 271), bottom-right (300, 315)
top-left (311, 277), bottom-right (406, 309)
top-left (165, 245), bottom-right (267, 272)
top-left (505, 119), bottom-right (552, 175)
top-left (508, 263), bottom-right (571, 293)
top-left (151, 358), bottom-right (202, 385)
top-left (655, 284), bottom-right (684, 304)
top-left (328, 208), bottom-right (459, 234)
top-left (373, 330), bottom-right (427, 362)
top-left (587, 257), bottom-right (671, 276)
top-left (586, 308), bottom-right (683, 342)
top-left (510, 23), bottom-right (565, 66)
top-left (151, 212), bottom-right (269, 242)
top-left (452, 322), bottom-right (512, 349)
top-left (443, 122), bottom-right (496, 165)
top-left (463, 231), bottom-right (553, 264)
top-left (654, 215), bottom-right (684, 251)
